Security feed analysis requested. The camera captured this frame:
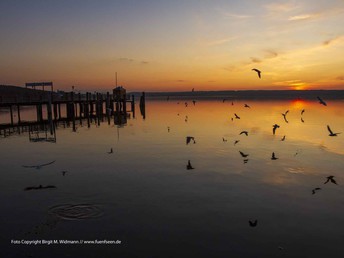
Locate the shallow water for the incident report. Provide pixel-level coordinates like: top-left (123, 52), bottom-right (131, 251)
top-left (1, 99), bottom-right (344, 257)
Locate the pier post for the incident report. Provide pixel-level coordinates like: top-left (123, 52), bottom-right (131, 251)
top-left (71, 92), bottom-right (76, 132)
top-left (17, 105), bottom-right (21, 124)
top-left (131, 95), bottom-right (135, 118)
top-left (10, 106), bottom-right (14, 126)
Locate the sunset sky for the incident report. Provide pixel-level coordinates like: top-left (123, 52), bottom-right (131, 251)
top-left (1, 0), bottom-right (343, 92)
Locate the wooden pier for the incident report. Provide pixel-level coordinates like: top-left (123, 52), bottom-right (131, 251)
top-left (0, 91), bottom-right (145, 134)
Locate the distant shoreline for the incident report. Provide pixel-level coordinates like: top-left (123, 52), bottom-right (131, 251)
top-left (1, 85), bottom-right (344, 101)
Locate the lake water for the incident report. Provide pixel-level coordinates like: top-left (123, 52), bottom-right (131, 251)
top-left (1, 98), bottom-right (344, 257)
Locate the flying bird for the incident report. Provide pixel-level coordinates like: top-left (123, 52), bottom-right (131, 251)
top-left (192, 100), bottom-right (196, 106)
top-left (317, 96), bottom-right (327, 106)
top-left (243, 159), bottom-right (249, 164)
top-left (61, 171), bottom-right (68, 176)
top-left (249, 220), bottom-right (258, 227)
top-left (324, 176), bottom-right (337, 185)
top-left (282, 110), bottom-right (289, 123)
top-left (271, 152), bottom-right (278, 160)
top-left (239, 151), bottom-right (249, 158)
top-left (252, 68), bottom-right (261, 78)
top-left (22, 160), bottom-right (56, 170)
top-left (186, 136), bottom-right (196, 145)
top-left (108, 148), bottom-right (113, 154)
top-left (187, 160), bottom-right (194, 170)
top-left (281, 135), bottom-right (286, 141)
top-left (311, 187), bottom-right (321, 195)
top-left (272, 124), bottom-right (280, 135)
top-left (222, 137), bottom-right (227, 142)
top-left (24, 185), bottom-right (56, 191)
top-left (301, 109), bottom-right (305, 115)
top-left (234, 140), bottom-right (240, 145)
top-left (244, 104), bottom-right (250, 108)
top-left (327, 125), bottom-right (340, 136)
top-left (301, 117), bottom-right (304, 123)
top-left (234, 113), bottom-right (240, 119)
top-left (240, 131), bottom-right (248, 136)
top-left (167, 126), bottom-right (170, 132)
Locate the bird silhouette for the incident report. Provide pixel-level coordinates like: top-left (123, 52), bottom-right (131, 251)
top-left (192, 100), bottom-right (196, 106)
top-left (244, 104), bottom-right (250, 108)
top-left (271, 152), bottom-right (278, 160)
top-left (186, 136), bottom-right (196, 145)
top-left (24, 185), bottom-right (56, 191)
top-left (185, 102), bottom-right (188, 107)
top-left (22, 160), bottom-right (56, 169)
top-left (239, 151), bottom-right (249, 158)
top-left (311, 187), bottom-right (321, 195)
top-left (272, 124), bottom-right (280, 135)
top-left (324, 176), bottom-right (337, 185)
top-left (252, 68), bottom-right (261, 78)
top-left (187, 160), bottom-right (194, 170)
top-left (222, 137), bottom-right (227, 142)
top-left (327, 125), bottom-right (340, 136)
top-left (167, 126), bottom-right (170, 132)
top-left (281, 135), bottom-right (286, 141)
top-left (108, 148), bottom-right (113, 154)
top-left (240, 131), bottom-right (248, 136)
top-left (317, 96), bottom-right (327, 106)
top-left (243, 159), bottom-right (249, 164)
top-left (301, 109), bottom-right (305, 115)
top-left (61, 171), bottom-right (68, 176)
top-left (301, 117), bottom-right (304, 123)
top-left (249, 220), bottom-right (258, 227)
top-left (234, 140), bottom-right (240, 145)
top-left (282, 110), bottom-right (289, 123)
top-left (234, 113), bottom-right (240, 119)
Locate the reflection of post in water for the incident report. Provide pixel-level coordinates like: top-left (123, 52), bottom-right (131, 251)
top-left (140, 92), bottom-right (146, 119)
top-left (29, 122), bottom-right (56, 143)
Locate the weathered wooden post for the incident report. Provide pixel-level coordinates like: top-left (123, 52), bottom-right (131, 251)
top-left (71, 91), bottom-right (76, 132)
top-left (10, 106), bottom-right (14, 126)
top-left (86, 92), bottom-right (90, 128)
top-left (131, 95), bottom-right (135, 118)
top-left (140, 92), bottom-right (146, 119)
top-left (17, 104), bottom-right (21, 124)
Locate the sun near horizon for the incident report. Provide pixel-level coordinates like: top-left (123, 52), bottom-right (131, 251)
top-left (0, 0), bottom-right (343, 92)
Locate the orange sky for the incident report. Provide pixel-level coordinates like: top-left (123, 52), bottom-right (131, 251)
top-left (0, 0), bottom-right (343, 92)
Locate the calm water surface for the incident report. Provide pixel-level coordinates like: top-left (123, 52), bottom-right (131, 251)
top-left (1, 99), bottom-right (344, 258)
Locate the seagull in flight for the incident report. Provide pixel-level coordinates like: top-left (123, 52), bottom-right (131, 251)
top-left (239, 151), bottom-right (249, 158)
top-left (234, 140), bottom-right (240, 145)
top-left (240, 131), bottom-right (248, 136)
top-left (234, 113), bottom-right (240, 119)
top-left (327, 125), bottom-right (340, 136)
top-left (301, 109), bottom-right (305, 115)
top-left (244, 104), bottom-right (250, 108)
top-left (22, 160), bottom-right (56, 170)
top-left (317, 96), bottom-right (327, 106)
top-left (108, 148), bottom-right (113, 154)
top-left (24, 185), bottom-right (56, 191)
top-left (324, 176), bottom-right (337, 185)
top-left (222, 137), bottom-right (227, 142)
top-left (282, 110), bottom-right (289, 123)
top-left (186, 136), bottom-right (196, 145)
top-left (281, 135), bottom-right (286, 141)
top-left (252, 68), bottom-right (261, 78)
top-left (311, 187), bottom-right (321, 195)
top-left (272, 124), bottom-right (280, 135)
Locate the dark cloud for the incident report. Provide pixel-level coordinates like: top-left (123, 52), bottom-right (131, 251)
top-left (250, 57), bottom-right (262, 63)
top-left (265, 49), bottom-right (278, 58)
